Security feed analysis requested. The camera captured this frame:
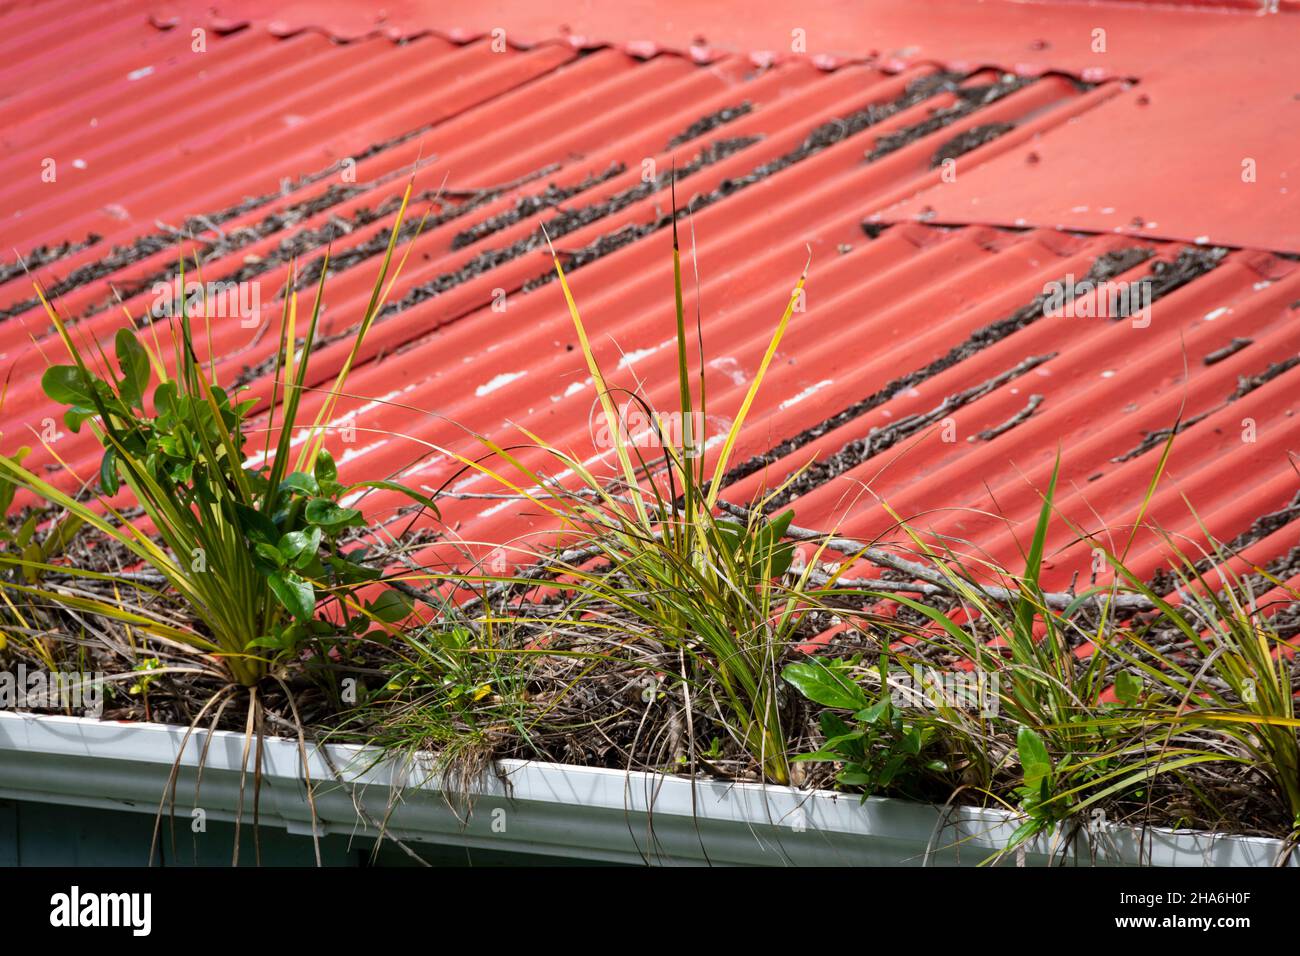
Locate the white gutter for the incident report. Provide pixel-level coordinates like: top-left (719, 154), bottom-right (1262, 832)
top-left (0, 712), bottom-right (1292, 866)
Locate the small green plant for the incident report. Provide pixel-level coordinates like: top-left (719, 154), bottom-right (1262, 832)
top-left (0, 181), bottom-right (446, 865)
top-left (129, 656), bottom-right (163, 696)
top-left (785, 656), bottom-right (947, 797)
top-left (0, 183), bottom-right (434, 688)
top-left (389, 624), bottom-right (499, 706)
top-left (335, 611), bottom-right (555, 799)
top-left (1009, 726), bottom-right (1065, 847)
top-left (0, 374), bottom-right (88, 665)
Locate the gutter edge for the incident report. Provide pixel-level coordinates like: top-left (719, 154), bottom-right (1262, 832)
top-left (0, 712), bottom-right (1291, 866)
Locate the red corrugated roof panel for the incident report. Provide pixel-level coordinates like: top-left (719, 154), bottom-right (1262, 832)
top-left (2, 1), bottom-right (1296, 610)
top-left (164, 0), bottom-right (1300, 252)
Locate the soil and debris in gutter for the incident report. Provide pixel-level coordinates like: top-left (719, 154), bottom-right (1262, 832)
top-left (20, 506), bottom-right (1289, 835)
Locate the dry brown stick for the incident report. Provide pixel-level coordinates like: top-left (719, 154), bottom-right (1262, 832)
top-left (716, 499), bottom-right (1153, 613)
top-left (805, 568), bottom-right (951, 599)
top-left (389, 488), bottom-right (1153, 614)
top-left (385, 538), bottom-right (608, 616)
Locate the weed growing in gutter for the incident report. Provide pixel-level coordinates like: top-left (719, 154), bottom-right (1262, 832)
top-left (401, 200), bottom-right (845, 786)
top-left (781, 455), bottom-right (1300, 861)
top-left (0, 181), bottom-right (439, 863)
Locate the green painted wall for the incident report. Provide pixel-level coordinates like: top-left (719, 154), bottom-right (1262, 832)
top-left (0, 799), bottom-right (593, 866)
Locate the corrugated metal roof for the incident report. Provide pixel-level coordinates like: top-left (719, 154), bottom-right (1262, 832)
top-left (2, 3), bottom-right (1297, 611)
top-left (154, 0), bottom-right (1300, 253)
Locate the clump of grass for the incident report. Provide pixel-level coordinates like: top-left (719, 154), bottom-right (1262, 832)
top-left (396, 207), bottom-right (857, 784)
top-left (1099, 531), bottom-right (1300, 842)
top-left (0, 179), bottom-right (442, 863)
top-left (782, 454), bottom-right (1300, 861)
top-left (0, 182), bottom-right (433, 689)
top-left (331, 612), bottom-right (588, 815)
top-left (516, 217), bottom-right (860, 785)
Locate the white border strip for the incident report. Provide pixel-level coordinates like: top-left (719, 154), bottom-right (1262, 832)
top-left (0, 712), bottom-right (1291, 866)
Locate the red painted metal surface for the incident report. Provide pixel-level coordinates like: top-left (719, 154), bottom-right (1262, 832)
top-left (154, 0), bottom-right (1300, 253)
top-left (1, 2), bottom-right (1297, 617)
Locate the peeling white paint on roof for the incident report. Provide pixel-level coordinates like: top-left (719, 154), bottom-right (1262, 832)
top-left (617, 346), bottom-right (658, 368)
top-left (338, 439), bottom-right (387, 467)
top-left (709, 356), bottom-right (747, 386)
top-left (476, 371), bottom-right (526, 396)
top-left (478, 498), bottom-right (515, 518)
top-left (779, 379), bottom-right (833, 410)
